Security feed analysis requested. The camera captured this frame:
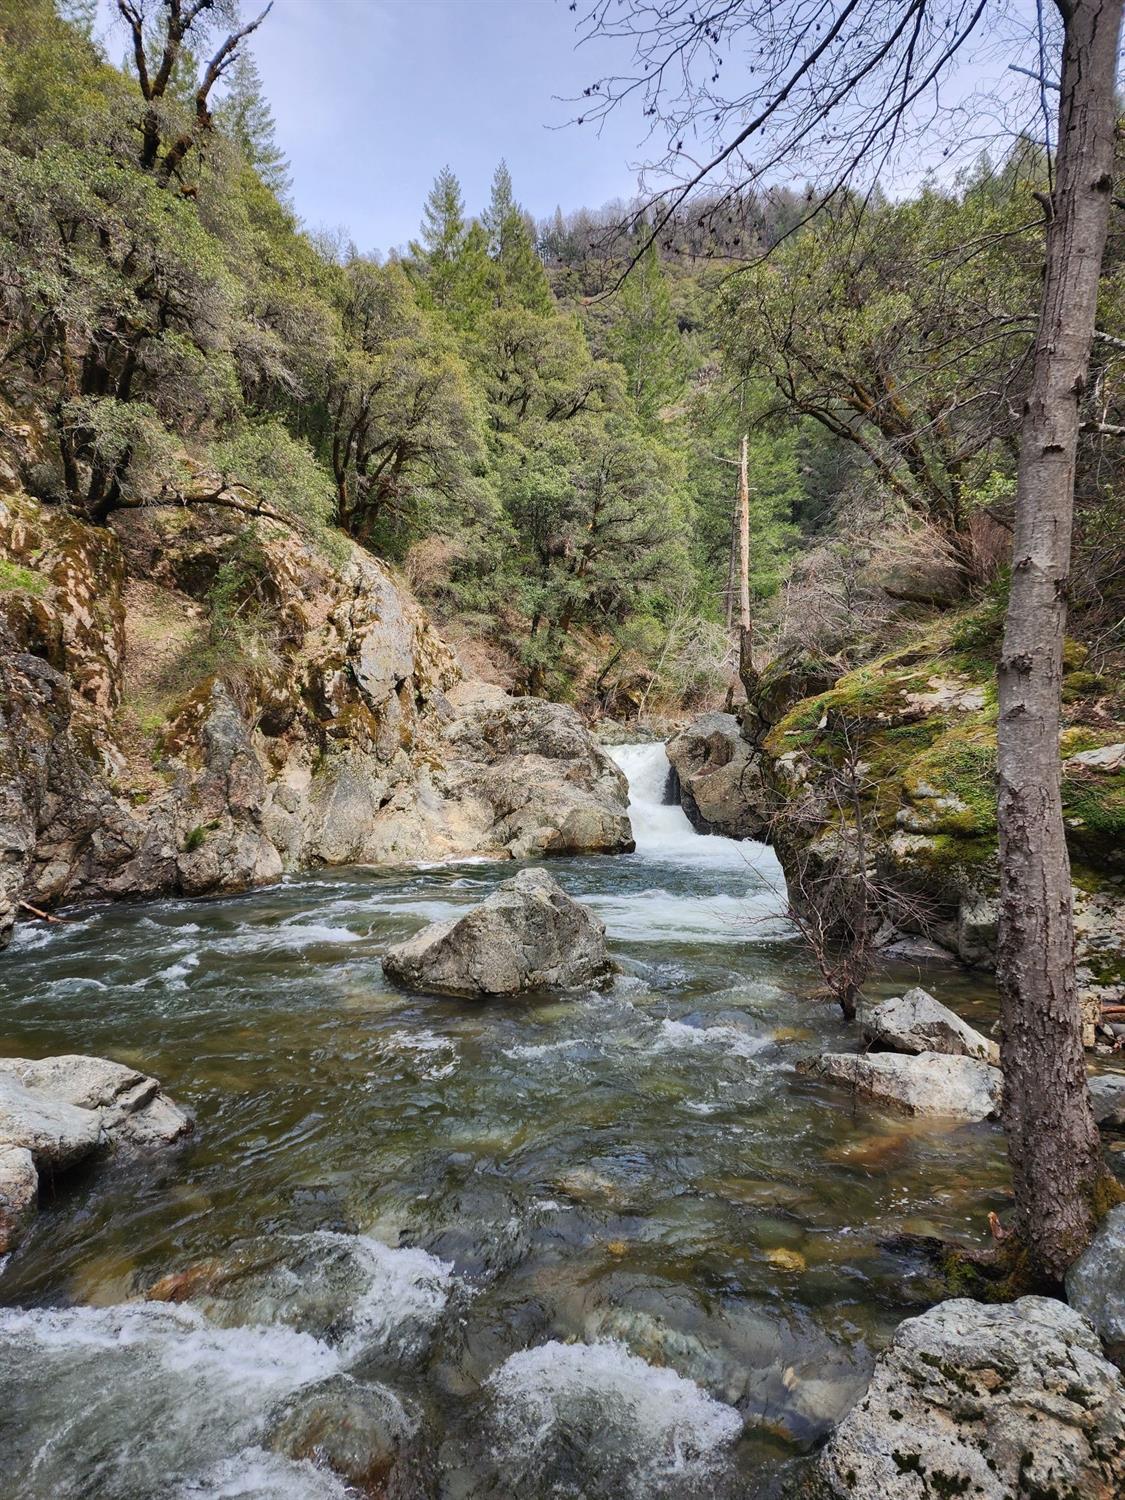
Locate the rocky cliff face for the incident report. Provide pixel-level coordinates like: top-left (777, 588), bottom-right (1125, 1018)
top-left (0, 487), bottom-right (631, 947)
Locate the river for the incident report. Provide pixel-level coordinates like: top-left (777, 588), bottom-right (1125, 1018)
top-left (0, 743), bottom-right (1007, 1499)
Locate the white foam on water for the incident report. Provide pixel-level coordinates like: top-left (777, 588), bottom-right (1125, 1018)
top-left (173, 1447), bottom-right (353, 1499)
top-left (652, 1018), bottom-right (770, 1061)
top-left (608, 742), bottom-right (773, 872)
top-left (0, 1301), bottom-right (338, 1382)
top-left (487, 1338), bottom-right (742, 1481)
top-left (308, 1232), bottom-right (456, 1359)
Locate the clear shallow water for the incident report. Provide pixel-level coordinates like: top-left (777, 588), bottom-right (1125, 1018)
top-left (0, 745), bottom-right (1009, 1499)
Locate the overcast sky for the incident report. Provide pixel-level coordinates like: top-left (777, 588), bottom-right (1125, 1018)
top-left (91, 0), bottom-right (1048, 256)
top-left (96, 0), bottom-right (645, 255)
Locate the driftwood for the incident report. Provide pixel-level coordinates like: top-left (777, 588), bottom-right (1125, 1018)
top-left (17, 900), bottom-right (65, 923)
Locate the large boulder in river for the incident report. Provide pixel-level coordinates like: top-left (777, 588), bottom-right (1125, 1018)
top-left (439, 687), bottom-right (634, 858)
top-left (0, 1054), bottom-right (192, 1252)
top-left (861, 987), bottom-right (999, 1064)
top-left (1090, 1072), bottom-right (1125, 1128)
top-left (815, 1296), bottom-right (1125, 1499)
top-left (665, 712), bottom-right (771, 839)
top-left (382, 868), bottom-right (612, 997)
top-left (799, 1050), bottom-right (1002, 1120)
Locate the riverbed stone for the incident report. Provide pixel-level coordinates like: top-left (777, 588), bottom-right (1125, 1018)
top-left (383, 868), bottom-right (612, 997)
top-left (1066, 1205), bottom-right (1125, 1365)
top-left (799, 1051), bottom-right (1002, 1120)
top-left (815, 1296), bottom-right (1125, 1500)
top-left (0, 1143), bottom-right (38, 1253)
top-left (1090, 1073), bottom-right (1125, 1128)
top-left (860, 988), bottom-right (999, 1064)
top-left (266, 1372), bottom-right (421, 1493)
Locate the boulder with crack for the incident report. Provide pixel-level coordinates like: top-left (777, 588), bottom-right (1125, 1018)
top-left (815, 1296), bottom-right (1124, 1499)
top-left (665, 712), bottom-right (772, 839)
top-left (861, 987), bottom-right (999, 1064)
top-left (382, 868), bottom-right (612, 997)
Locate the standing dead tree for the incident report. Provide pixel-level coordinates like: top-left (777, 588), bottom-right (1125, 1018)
top-left (573, 0), bottom-right (1124, 1283)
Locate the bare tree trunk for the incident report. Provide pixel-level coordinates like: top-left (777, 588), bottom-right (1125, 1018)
top-left (997, 0), bottom-right (1122, 1285)
top-left (737, 432), bottom-right (756, 699)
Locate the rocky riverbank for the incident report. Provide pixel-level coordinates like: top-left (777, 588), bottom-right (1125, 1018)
top-left (0, 486), bottom-right (631, 947)
top-left (666, 609), bottom-right (1125, 1040)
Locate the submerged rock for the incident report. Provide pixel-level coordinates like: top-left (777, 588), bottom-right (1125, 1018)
top-left (0, 1054), bottom-right (191, 1252)
top-left (1066, 1205), bottom-right (1125, 1365)
top-left (860, 987), bottom-right (999, 1064)
top-left (799, 1050), bottom-right (1001, 1121)
top-left (665, 712), bottom-right (771, 839)
top-left (382, 868), bottom-right (612, 997)
top-left (816, 1296), bottom-right (1125, 1499)
top-left (266, 1372), bottom-right (423, 1495)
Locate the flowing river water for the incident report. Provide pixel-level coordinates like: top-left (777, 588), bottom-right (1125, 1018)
top-left (0, 743), bottom-right (1009, 1499)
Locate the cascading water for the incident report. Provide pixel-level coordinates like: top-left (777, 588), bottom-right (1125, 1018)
top-left (608, 741), bottom-right (769, 867)
top-left (0, 740), bottom-right (1006, 1500)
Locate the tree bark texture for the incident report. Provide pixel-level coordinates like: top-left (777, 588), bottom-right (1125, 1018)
top-left (997, 0), bottom-right (1123, 1283)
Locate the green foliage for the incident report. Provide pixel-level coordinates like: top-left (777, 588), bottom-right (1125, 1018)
top-left (214, 47), bottom-right (290, 198)
top-left (0, 558), bottom-right (47, 594)
top-left (607, 240), bottom-right (685, 425)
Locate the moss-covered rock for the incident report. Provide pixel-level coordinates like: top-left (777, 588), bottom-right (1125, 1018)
top-left (758, 603), bottom-right (1125, 1038)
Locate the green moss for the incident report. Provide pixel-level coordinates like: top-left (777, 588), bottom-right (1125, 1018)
top-left (1062, 670), bottom-right (1106, 703)
top-left (0, 558), bottom-right (48, 595)
top-left (183, 825), bottom-right (207, 852)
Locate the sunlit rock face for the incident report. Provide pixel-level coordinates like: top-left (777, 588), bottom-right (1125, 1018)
top-left (0, 493), bottom-right (631, 942)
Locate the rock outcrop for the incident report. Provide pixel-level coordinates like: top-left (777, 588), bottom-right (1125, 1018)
top-left (1066, 1205), bottom-right (1125, 1365)
top-left (0, 491), bottom-right (631, 943)
top-left (0, 1054), bottom-right (192, 1252)
top-left (816, 1296), bottom-right (1125, 1499)
top-left (665, 712), bottom-right (771, 838)
top-left (861, 987), bottom-right (999, 1064)
top-left (382, 868), bottom-right (612, 997)
top-left (756, 617), bottom-right (1125, 1038)
top-left (799, 1050), bottom-right (1002, 1120)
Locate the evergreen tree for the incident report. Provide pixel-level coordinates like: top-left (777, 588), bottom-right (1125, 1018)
top-left (608, 239), bottom-right (685, 425)
top-left (216, 47), bottom-right (291, 197)
top-left (482, 160), bottom-right (553, 315)
top-left (410, 166), bottom-right (466, 311)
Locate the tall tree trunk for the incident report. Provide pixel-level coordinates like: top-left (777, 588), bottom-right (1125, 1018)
top-left (737, 432), bottom-right (756, 699)
top-left (997, 0), bottom-right (1122, 1285)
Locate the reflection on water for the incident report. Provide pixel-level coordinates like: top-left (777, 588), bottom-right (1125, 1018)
top-left (0, 745), bottom-right (1007, 1498)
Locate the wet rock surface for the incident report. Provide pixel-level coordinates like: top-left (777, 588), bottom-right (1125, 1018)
top-left (860, 987), bottom-right (999, 1064)
top-left (665, 712), bottom-right (771, 839)
top-left (383, 868), bottom-right (612, 997)
top-left (815, 1296), bottom-right (1125, 1500)
top-left (799, 1050), bottom-right (1002, 1120)
top-left (0, 1054), bottom-right (191, 1251)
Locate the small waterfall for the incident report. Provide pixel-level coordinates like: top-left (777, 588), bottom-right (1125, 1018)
top-left (607, 742), bottom-right (755, 868)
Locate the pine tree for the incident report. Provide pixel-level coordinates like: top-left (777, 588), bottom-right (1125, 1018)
top-left (216, 48), bottom-right (290, 197)
top-left (481, 161), bottom-right (552, 315)
top-left (608, 239), bottom-right (684, 425)
top-left (411, 167), bottom-right (466, 311)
